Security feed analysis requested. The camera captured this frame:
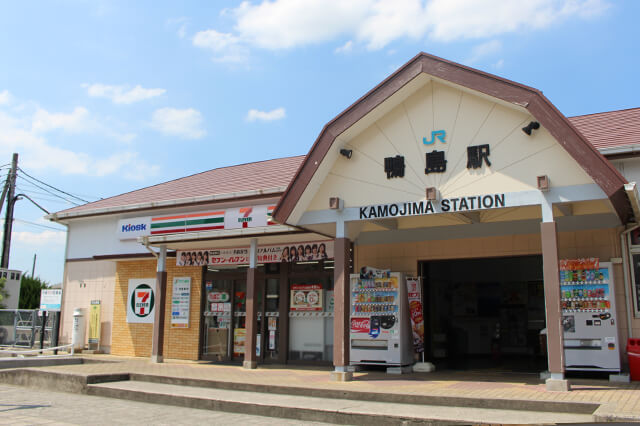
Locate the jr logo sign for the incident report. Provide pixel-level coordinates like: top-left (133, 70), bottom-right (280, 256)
top-left (127, 279), bottom-right (156, 323)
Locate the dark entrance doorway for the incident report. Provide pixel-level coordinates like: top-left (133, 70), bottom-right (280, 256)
top-left (420, 255), bottom-right (547, 372)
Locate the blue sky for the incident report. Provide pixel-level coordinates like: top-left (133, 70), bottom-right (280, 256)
top-left (0, 0), bottom-right (638, 285)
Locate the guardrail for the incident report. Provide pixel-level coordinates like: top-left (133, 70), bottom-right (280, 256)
top-left (0, 343), bottom-right (74, 357)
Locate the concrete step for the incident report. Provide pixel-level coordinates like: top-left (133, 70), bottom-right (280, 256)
top-left (88, 380), bottom-right (595, 425)
top-left (128, 372), bottom-right (599, 415)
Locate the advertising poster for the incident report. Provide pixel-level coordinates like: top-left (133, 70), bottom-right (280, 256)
top-left (88, 300), bottom-right (101, 344)
top-left (290, 284), bottom-right (323, 311)
top-left (171, 277), bottom-right (191, 328)
top-left (233, 328), bottom-right (246, 357)
top-left (176, 241), bottom-right (333, 266)
top-left (127, 278), bottom-right (157, 323)
top-left (406, 277), bottom-right (425, 353)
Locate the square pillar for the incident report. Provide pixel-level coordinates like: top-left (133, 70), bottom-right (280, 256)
top-left (151, 246), bottom-right (167, 363)
top-left (332, 237), bottom-right (352, 381)
top-left (244, 238), bottom-right (258, 369)
top-left (541, 221), bottom-right (570, 391)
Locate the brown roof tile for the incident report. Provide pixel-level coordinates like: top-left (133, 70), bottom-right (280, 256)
top-left (569, 107), bottom-right (640, 151)
top-left (54, 155), bottom-right (305, 217)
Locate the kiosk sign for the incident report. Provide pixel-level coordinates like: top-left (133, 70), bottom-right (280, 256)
top-left (127, 279), bottom-right (156, 323)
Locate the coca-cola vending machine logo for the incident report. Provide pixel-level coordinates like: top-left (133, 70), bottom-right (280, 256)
top-left (351, 318), bottom-right (370, 334)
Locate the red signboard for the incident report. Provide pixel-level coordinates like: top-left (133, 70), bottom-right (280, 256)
top-left (351, 317), bottom-right (370, 334)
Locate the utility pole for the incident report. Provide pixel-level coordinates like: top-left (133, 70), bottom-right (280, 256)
top-left (32, 253), bottom-right (37, 277)
top-left (1, 153), bottom-right (18, 269)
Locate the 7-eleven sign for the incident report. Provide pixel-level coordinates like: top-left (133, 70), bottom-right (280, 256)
top-left (127, 279), bottom-right (156, 323)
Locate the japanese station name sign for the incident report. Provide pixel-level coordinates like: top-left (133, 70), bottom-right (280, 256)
top-left (359, 193), bottom-right (506, 220)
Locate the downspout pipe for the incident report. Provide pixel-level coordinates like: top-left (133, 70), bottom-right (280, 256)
top-left (621, 224), bottom-right (639, 340)
top-left (141, 236), bottom-right (159, 258)
top-left (622, 182), bottom-right (640, 340)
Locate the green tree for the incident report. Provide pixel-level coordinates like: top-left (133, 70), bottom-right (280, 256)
top-left (0, 277), bottom-right (9, 309)
top-left (18, 274), bottom-right (49, 309)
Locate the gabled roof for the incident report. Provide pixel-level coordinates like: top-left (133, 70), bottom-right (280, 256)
top-left (51, 156), bottom-right (305, 220)
top-left (273, 52), bottom-right (632, 224)
top-left (569, 107), bottom-right (640, 152)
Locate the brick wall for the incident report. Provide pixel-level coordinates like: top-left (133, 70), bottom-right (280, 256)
top-left (111, 259), bottom-right (202, 360)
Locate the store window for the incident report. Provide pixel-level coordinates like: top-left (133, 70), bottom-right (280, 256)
top-left (629, 229), bottom-right (640, 317)
top-left (288, 261), bottom-right (334, 362)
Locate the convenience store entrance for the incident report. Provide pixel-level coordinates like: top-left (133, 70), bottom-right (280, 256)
top-left (420, 255), bottom-right (547, 372)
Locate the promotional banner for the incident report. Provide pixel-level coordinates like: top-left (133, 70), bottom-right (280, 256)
top-left (88, 300), bottom-right (101, 345)
top-left (406, 277), bottom-right (425, 353)
top-left (177, 241), bottom-right (333, 266)
top-left (290, 284), bottom-right (323, 311)
top-left (127, 278), bottom-right (157, 323)
top-left (233, 328), bottom-right (246, 357)
top-left (171, 277), bottom-right (191, 328)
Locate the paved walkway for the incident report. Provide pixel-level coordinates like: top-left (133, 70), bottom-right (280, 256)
top-left (22, 354), bottom-right (640, 420)
top-left (0, 384), bottom-right (330, 425)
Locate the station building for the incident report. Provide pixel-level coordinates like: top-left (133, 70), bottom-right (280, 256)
top-left (48, 53), bottom-right (640, 381)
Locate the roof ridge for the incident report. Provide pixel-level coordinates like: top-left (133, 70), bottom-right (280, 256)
top-left (569, 106), bottom-right (640, 119)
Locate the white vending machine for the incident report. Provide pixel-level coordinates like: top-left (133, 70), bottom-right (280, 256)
top-left (349, 271), bottom-right (413, 371)
top-left (560, 261), bottom-right (621, 372)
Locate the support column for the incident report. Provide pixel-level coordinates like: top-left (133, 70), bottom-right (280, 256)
top-left (151, 246), bottom-right (167, 363)
top-left (331, 227), bottom-right (352, 381)
top-left (541, 221), bottom-right (570, 391)
top-left (244, 238), bottom-right (258, 369)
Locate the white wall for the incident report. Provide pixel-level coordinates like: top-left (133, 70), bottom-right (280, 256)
top-left (59, 260), bottom-right (115, 352)
top-left (66, 216), bottom-right (147, 260)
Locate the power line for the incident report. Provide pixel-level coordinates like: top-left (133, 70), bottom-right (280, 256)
top-left (16, 176), bottom-right (81, 206)
top-left (13, 218), bottom-right (67, 232)
top-left (15, 185), bottom-right (80, 205)
top-left (1, 218), bottom-right (67, 232)
top-left (17, 167), bottom-right (91, 203)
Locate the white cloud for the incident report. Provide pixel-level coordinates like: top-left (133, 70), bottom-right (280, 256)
top-left (193, 0), bottom-right (609, 58)
top-left (192, 29), bottom-right (249, 63)
top-left (83, 83), bottom-right (166, 104)
top-left (151, 107), bottom-right (206, 139)
top-left (233, 0), bottom-right (370, 49)
top-left (13, 230), bottom-right (66, 246)
top-left (0, 100), bottom-right (157, 179)
top-left (246, 107), bottom-right (286, 122)
top-left (335, 40), bottom-right (353, 54)
top-left (493, 59), bottom-right (505, 69)
top-left (167, 17), bottom-right (189, 39)
top-left (31, 107), bottom-right (92, 133)
top-left (465, 39), bottom-right (502, 64)
top-left (0, 90), bottom-right (11, 106)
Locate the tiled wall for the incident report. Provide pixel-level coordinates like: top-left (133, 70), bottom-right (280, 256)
top-left (60, 260), bottom-right (116, 352)
top-left (111, 259), bottom-right (203, 360)
top-left (355, 227), bottom-right (638, 357)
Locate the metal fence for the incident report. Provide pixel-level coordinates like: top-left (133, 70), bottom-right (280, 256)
top-left (0, 309), bottom-right (59, 349)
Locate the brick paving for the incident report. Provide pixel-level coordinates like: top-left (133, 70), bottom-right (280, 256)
top-left (23, 354), bottom-right (640, 420)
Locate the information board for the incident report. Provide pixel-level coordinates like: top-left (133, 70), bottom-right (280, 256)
top-left (40, 289), bottom-right (63, 311)
top-left (171, 277), bottom-right (191, 328)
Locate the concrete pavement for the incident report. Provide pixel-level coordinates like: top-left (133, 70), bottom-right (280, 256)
top-left (2, 354), bottom-right (640, 423)
top-left (0, 383), bottom-right (330, 425)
